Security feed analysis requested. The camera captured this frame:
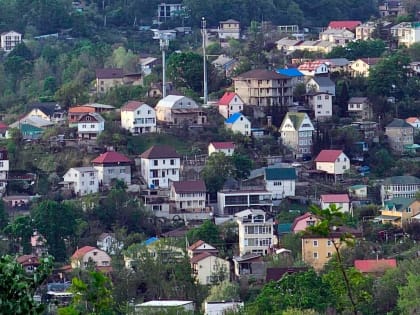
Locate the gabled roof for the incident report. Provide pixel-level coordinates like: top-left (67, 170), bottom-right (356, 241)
top-left (144, 237), bottom-right (159, 246)
top-left (354, 259), bottom-right (397, 273)
top-left (121, 101), bottom-right (146, 111)
top-left (265, 168), bottom-right (297, 180)
top-left (17, 255), bottom-right (40, 266)
top-left (348, 97), bottom-right (368, 104)
top-left (311, 76), bottom-right (334, 87)
top-left (68, 106), bottom-right (95, 114)
top-left (298, 61), bottom-right (327, 71)
top-left (320, 194), bottom-right (350, 203)
top-left (328, 20), bottom-right (362, 30)
top-left (78, 112), bottom-right (105, 123)
top-left (219, 92), bottom-right (238, 105)
top-left (140, 145), bottom-right (180, 159)
top-left (220, 19), bottom-right (239, 24)
top-left (234, 69), bottom-right (289, 80)
top-left (172, 180), bottom-right (206, 193)
top-left (276, 68), bottom-right (304, 77)
top-left (382, 176), bottom-right (420, 185)
top-left (315, 150), bottom-right (344, 163)
top-left (225, 112), bottom-right (245, 124)
top-left (318, 58), bottom-right (350, 67)
top-left (91, 151), bottom-right (131, 164)
top-left (96, 68), bottom-right (124, 79)
top-left (156, 95), bottom-right (198, 109)
top-left (292, 212), bottom-right (315, 230)
top-left (190, 251), bottom-right (216, 264)
top-left (210, 141), bottom-right (235, 150)
top-left (386, 118), bottom-right (413, 128)
top-left (358, 58), bottom-right (381, 66)
top-left (188, 240), bottom-right (205, 251)
top-left (27, 102), bottom-right (61, 116)
top-left (281, 112), bottom-right (312, 131)
top-left (71, 246), bottom-right (97, 260)
top-left (266, 267), bottom-right (308, 282)
top-left (384, 198), bottom-right (416, 211)
top-left (406, 117), bottom-right (420, 123)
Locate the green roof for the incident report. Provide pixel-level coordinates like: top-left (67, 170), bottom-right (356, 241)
top-left (382, 176), bottom-right (420, 185)
top-left (265, 168), bottom-right (297, 180)
top-left (350, 184), bottom-right (366, 190)
top-left (278, 223), bottom-right (292, 234)
top-left (384, 197), bottom-right (416, 211)
top-left (20, 124), bottom-right (43, 135)
top-left (286, 112), bottom-right (306, 129)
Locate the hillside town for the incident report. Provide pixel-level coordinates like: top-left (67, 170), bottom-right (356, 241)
top-left (0, 0), bottom-right (420, 314)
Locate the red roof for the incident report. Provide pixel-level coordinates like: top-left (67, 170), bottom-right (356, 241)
top-left (91, 151), bottom-right (131, 164)
top-left (320, 194), bottom-right (350, 203)
top-left (406, 117), bottom-right (420, 123)
top-left (328, 20), bottom-right (362, 30)
top-left (188, 240), bottom-right (205, 251)
top-left (121, 101), bottom-right (145, 111)
top-left (219, 92), bottom-right (237, 106)
top-left (0, 122), bottom-right (8, 130)
top-left (140, 145), bottom-right (180, 159)
top-left (17, 255), bottom-right (40, 266)
top-left (210, 142), bottom-right (235, 150)
top-left (190, 251), bottom-right (215, 264)
top-left (354, 259), bottom-right (397, 273)
top-left (172, 180), bottom-right (206, 193)
top-left (69, 106), bottom-right (95, 114)
top-left (314, 150), bottom-right (343, 163)
top-left (298, 61), bottom-right (326, 71)
top-left (71, 246), bottom-right (96, 260)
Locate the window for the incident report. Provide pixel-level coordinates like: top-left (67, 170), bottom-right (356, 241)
top-left (313, 252), bottom-right (318, 259)
top-left (172, 169), bottom-right (176, 175)
top-left (327, 240), bottom-right (332, 246)
top-left (90, 124), bottom-right (95, 128)
top-left (108, 169), bottom-right (114, 174)
top-left (406, 207), bottom-right (411, 213)
top-left (120, 169), bottom-right (125, 173)
top-left (317, 105), bottom-right (322, 108)
top-left (93, 251), bottom-right (97, 256)
top-left (163, 160), bottom-right (166, 165)
top-left (327, 252), bottom-right (332, 257)
top-left (89, 181), bottom-right (94, 185)
top-left (325, 95), bottom-right (329, 99)
top-left (154, 160), bottom-right (158, 166)
top-left (317, 96), bottom-right (322, 100)
top-left (170, 159), bottom-right (175, 165)
top-left (82, 124), bottom-right (86, 128)
top-left (313, 240), bottom-right (318, 247)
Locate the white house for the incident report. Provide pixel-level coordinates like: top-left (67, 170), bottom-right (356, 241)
top-left (236, 209), bottom-right (275, 256)
top-left (319, 28), bottom-right (355, 45)
top-left (140, 145), bottom-right (181, 189)
top-left (218, 19), bottom-right (240, 40)
top-left (406, 117), bottom-right (420, 131)
top-left (217, 189), bottom-right (273, 216)
top-left (320, 194), bottom-right (351, 213)
top-left (191, 252), bottom-right (230, 285)
top-left (77, 113), bottom-right (105, 139)
top-left (306, 92), bottom-right (333, 120)
top-left (120, 101), bottom-right (156, 134)
top-left (169, 180), bottom-right (207, 213)
top-left (187, 240), bottom-right (219, 258)
top-left (306, 76), bottom-right (335, 96)
top-left (224, 112), bottom-right (251, 136)
top-left (0, 148), bottom-right (9, 195)
top-left (97, 233), bottom-right (123, 255)
top-left (91, 151), bottom-right (132, 186)
top-left (62, 167), bottom-right (99, 196)
top-left (208, 142), bottom-right (235, 156)
top-left (71, 246), bottom-right (111, 270)
top-left (380, 176), bottom-right (420, 201)
top-left (264, 168), bottom-right (296, 200)
top-left (0, 30), bottom-right (22, 52)
top-left (314, 150), bottom-right (350, 179)
top-left (218, 92), bottom-right (244, 119)
top-left (298, 61), bottom-right (329, 77)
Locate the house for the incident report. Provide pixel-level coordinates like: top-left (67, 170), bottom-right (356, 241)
top-left (224, 112), bottom-right (251, 136)
top-left (83, 103), bottom-right (116, 114)
top-left (408, 61), bottom-right (420, 76)
top-left (276, 68), bottom-right (305, 86)
top-left (306, 76), bottom-right (335, 96)
top-left (17, 255), bottom-right (40, 273)
top-left (71, 246), bottom-right (111, 270)
top-left (390, 22), bottom-right (420, 48)
top-left (236, 209), bottom-right (275, 256)
top-left (356, 22), bottom-right (377, 40)
top-left (379, 0), bottom-right (406, 17)
top-left (212, 55), bottom-right (237, 77)
top-left (385, 118), bottom-right (414, 154)
top-left (351, 121), bottom-right (378, 141)
top-left (147, 82), bottom-right (181, 98)
top-left (30, 231), bottom-right (47, 256)
top-left (139, 56), bottom-right (159, 76)
top-left (294, 40), bottom-right (336, 54)
top-left (0, 148), bottom-right (9, 195)
top-left (96, 68), bottom-right (124, 94)
top-left (292, 212), bottom-right (319, 233)
top-left (208, 142), bottom-right (235, 156)
top-left (0, 122), bottom-right (8, 139)
top-left (191, 252), bottom-right (230, 285)
top-left (349, 184), bottom-right (368, 199)
top-left (9, 116), bottom-right (54, 140)
top-left (302, 226), bottom-right (362, 270)
top-left (232, 253), bottom-right (265, 279)
top-left (347, 97), bottom-right (373, 121)
top-left (350, 58), bottom-right (381, 77)
top-left (354, 259), bottom-right (397, 275)
top-left (97, 233), bottom-right (123, 255)
top-left (218, 19), bottom-right (240, 40)
top-left (77, 113), bottom-right (105, 139)
top-left (157, 2), bottom-right (184, 22)
top-left (276, 38), bottom-right (303, 53)
top-left (406, 117), bottom-right (420, 131)
top-left (233, 69), bottom-right (293, 107)
top-left (264, 168), bottom-right (296, 200)
top-left (279, 112), bottom-right (315, 159)
top-left (217, 189), bottom-right (273, 216)
top-left (380, 176), bottom-right (420, 201)
top-left (319, 28), bottom-right (355, 45)
top-left (120, 101), bottom-right (156, 134)
top-left (68, 106), bottom-right (95, 127)
top-left (135, 300), bottom-right (194, 314)
top-left (170, 180), bottom-right (207, 213)
top-left (377, 198), bottom-right (420, 227)
top-left (314, 150), bottom-right (350, 179)
top-left (320, 194), bottom-right (351, 213)
top-left (155, 95), bottom-right (206, 125)
top-left (297, 61), bottom-right (329, 77)
top-left (218, 92), bottom-right (244, 119)
top-left (187, 240), bottom-right (219, 258)
top-left (91, 151), bottom-right (132, 186)
top-left (62, 167), bottom-right (99, 196)
top-left (140, 145), bottom-right (181, 189)
top-left (327, 20), bottom-right (362, 31)
top-left (204, 301), bottom-right (244, 315)
top-left (318, 58), bottom-right (351, 73)
top-left (0, 30), bottom-right (22, 52)
top-left (25, 102), bottom-right (66, 124)
top-left (306, 92), bottom-right (333, 120)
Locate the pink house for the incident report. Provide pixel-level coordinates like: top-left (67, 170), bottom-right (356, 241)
top-left (320, 194), bottom-right (351, 213)
top-left (292, 212), bottom-right (319, 233)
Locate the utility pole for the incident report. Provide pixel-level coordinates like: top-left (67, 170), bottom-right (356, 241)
top-left (201, 17), bottom-right (208, 105)
top-left (159, 33), bottom-right (170, 98)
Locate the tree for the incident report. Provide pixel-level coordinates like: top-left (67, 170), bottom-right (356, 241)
top-left (0, 255), bottom-right (53, 314)
top-left (54, 81), bottom-right (89, 108)
top-left (106, 47), bottom-right (138, 72)
top-left (206, 280), bottom-right (240, 302)
top-left (232, 153), bottom-right (253, 180)
top-left (398, 272), bottom-right (420, 315)
top-left (167, 52), bottom-right (204, 93)
top-left (187, 220), bottom-right (223, 248)
top-left (201, 152), bottom-right (234, 194)
top-left (4, 215), bottom-right (33, 254)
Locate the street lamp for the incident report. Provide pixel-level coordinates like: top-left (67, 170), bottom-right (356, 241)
top-left (201, 17), bottom-right (208, 105)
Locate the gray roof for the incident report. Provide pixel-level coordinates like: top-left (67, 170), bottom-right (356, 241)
top-left (386, 118), bottom-right (413, 128)
top-left (312, 76), bottom-right (334, 87)
top-left (348, 97), bottom-right (368, 103)
top-left (382, 176), bottom-right (420, 185)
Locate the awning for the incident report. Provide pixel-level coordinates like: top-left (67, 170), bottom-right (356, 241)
top-left (375, 215), bottom-right (401, 221)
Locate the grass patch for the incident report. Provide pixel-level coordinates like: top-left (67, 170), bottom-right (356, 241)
top-left (127, 133), bottom-right (193, 155)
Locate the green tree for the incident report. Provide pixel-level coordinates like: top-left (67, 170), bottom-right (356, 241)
top-left (397, 272), bottom-right (420, 315)
top-left (201, 152), bottom-right (234, 194)
top-left (4, 215), bottom-right (33, 254)
top-left (106, 46), bottom-right (138, 72)
top-left (206, 280), bottom-right (240, 302)
top-left (0, 255), bottom-right (53, 315)
top-left (232, 153), bottom-right (253, 180)
top-left (167, 51), bottom-right (204, 93)
top-left (54, 81), bottom-right (89, 108)
top-left (187, 220), bottom-right (223, 247)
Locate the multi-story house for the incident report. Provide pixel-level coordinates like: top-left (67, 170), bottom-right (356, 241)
top-left (62, 167), bottom-right (99, 196)
top-left (224, 113), bottom-right (251, 136)
top-left (233, 69), bottom-right (293, 107)
top-left (390, 22), bottom-right (420, 48)
top-left (140, 145), bottom-right (181, 189)
top-left (298, 61), bottom-right (329, 77)
top-left (385, 118), bottom-right (414, 154)
top-left (0, 148), bottom-right (9, 195)
top-left (356, 22), bottom-right (377, 40)
top-left (217, 189), bottom-right (273, 216)
top-left (96, 68), bottom-right (124, 94)
top-left (68, 106), bottom-right (95, 127)
top-left (25, 102), bottom-right (66, 124)
top-left (380, 176), bottom-right (420, 202)
top-left (306, 92), bottom-right (333, 121)
top-left (92, 151), bottom-right (132, 186)
top-left (264, 168), bottom-right (296, 200)
top-left (306, 76), bottom-right (336, 96)
top-left (208, 142), bottom-right (235, 156)
top-left (77, 113), bottom-right (105, 139)
top-left (187, 240), bottom-right (219, 258)
top-left (0, 31), bottom-right (22, 52)
top-left (236, 209), bottom-right (275, 256)
top-left (120, 101), bottom-right (156, 134)
top-left (319, 28), bottom-right (355, 45)
top-left (97, 233), bottom-right (123, 255)
top-left (71, 246), bottom-right (111, 270)
top-left (314, 150), bottom-right (350, 180)
top-left (320, 194), bottom-right (351, 213)
top-left (279, 112), bottom-right (315, 159)
top-left (157, 3), bottom-right (184, 22)
top-left (347, 97), bottom-right (373, 121)
top-left (169, 180), bottom-right (207, 213)
top-left (379, 0), bottom-right (406, 17)
top-left (218, 19), bottom-right (240, 40)
top-left (155, 95), bottom-right (206, 125)
top-left (191, 252), bottom-right (230, 285)
top-left (378, 198), bottom-right (420, 227)
top-left (327, 20), bottom-right (362, 31)
top-left (350, 58), bottom-right (381, 77)
top-left (218, 92), bottom-right (244, 119)
top-left (292, 212), bottom-right (320, 233)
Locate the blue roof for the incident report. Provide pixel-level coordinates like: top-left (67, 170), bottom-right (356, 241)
top-left (225, 112), bottom-right (242, 124)
top-left (277, 68), bottom-right (304, 77)
top-left (144, 237), bottom-right (159, 246)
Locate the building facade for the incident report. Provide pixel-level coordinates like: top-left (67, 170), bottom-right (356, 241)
top-left (62, 167), bottom-right (99, 196)
top-left (170, 180), bottom-right (207, 213)
top-left (91, 151), bottom-right (132, 186)
top-left (121, 101), bottom-right (156, 134)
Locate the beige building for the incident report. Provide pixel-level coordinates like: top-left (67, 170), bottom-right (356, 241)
top-left (233, 69), bottom-right (293, 107)
top-left (350, 58), bottom-right (381, 77)
top-left (378, 198), bottom-right (420, 227)
top-left (391, 22), bottom-right (420, 48)
top-left (191, 252), bottom-right (230, 285)
top-left (218, 19), bottom-right (240, 40)
top-left (319, 28), bottom-right (355, 45)
top-left (314, 150), bottom-right (350, 178)
top-left (96, 68), bottom-right (124, 94)
top-left (355, 22), bottom-right (377, 40)
top-left (169, 180), bottom-right (207, 213)
top-left (385, 118), bottom-right (414, 154)
top-left (71, 246), bottom-right (111, 270)
top-left (348, 97), bottom-right (373, 121)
